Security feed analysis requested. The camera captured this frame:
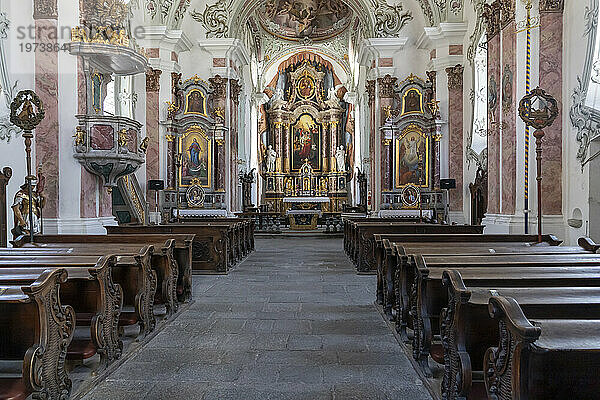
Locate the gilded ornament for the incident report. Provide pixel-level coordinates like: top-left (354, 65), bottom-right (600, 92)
top-left (118, 129), bottom-right (128, 147)
top-left (73, 126), bottom-right (86, 146)
top-left (140, 137), bottom-right (149, 153)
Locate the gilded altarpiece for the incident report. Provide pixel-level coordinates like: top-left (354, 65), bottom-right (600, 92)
top-left (163, 76), bottom-right (228, 209)
top-left (379, 75), bottom-right (444, 217)
top-left (258, 54), bottom-right (353, 214)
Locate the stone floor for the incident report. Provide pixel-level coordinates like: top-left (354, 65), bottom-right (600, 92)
top-left (82, 237), bottom-right (432, 400)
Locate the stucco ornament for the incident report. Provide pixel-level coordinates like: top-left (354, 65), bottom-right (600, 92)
top-left (373, 0), bottom-right (413, 37)
top-left (191, 0), bottom-right (229, 38)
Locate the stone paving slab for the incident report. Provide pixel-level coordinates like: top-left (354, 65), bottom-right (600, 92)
top-left (82, 237), bottom-right (432, 400)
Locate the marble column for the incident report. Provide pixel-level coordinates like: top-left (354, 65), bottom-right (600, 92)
top-left (501, 14), bottom-right (517, 215)
top-left (145, 68), bottom-right (162, 209)
top-left (209, 75), bottom-right (227, 194)
top-left (366, 80), bottom-right (376, 204)
top-left (446, 65), bottom-right (464, 212)
top-left (484, 1), bottom-right (502, 214)
top-left (166, 132), bottom-right (176, 189)
top-left (539, 2), bottom-right (564, 215)
top-left (34, 1), bottom-right (59, 218)
top-left (378, 75), bottom-right (396, 195)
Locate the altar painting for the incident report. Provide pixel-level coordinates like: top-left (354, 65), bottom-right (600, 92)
top-left (179, 127), bottom-right (211, 188)
top-left (401, 88), bottom-right (423, 115)
top-left (184, 89), bottom-right (207, 115)
top-left (395, 126), bottom-right (429, 188)
top-left (291, 113), bottom-right (322, 171)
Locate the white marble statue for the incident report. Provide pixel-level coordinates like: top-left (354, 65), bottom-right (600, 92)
top-left (325, 86), bottom-right (341, 108)
top-left (335, 145), bottom-right (346, 172)
top-left (271, 88), bottom-right (286, 110)
top-left (266, 145), bottom-right (277, 172)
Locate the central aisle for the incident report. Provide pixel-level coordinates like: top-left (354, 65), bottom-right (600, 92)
top-left (84, 237), bottom-right (432, 400)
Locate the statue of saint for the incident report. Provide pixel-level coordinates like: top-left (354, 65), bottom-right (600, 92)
top-left (12, 179), bottom-right (45, 241)
top-left (335, 145), bottom-right (346, 172)
top-left (266, 145), bottom-right (277, 172)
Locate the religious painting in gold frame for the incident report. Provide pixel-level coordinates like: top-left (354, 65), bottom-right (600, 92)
top-left (296, 72), bottom-right (316, 100)
top-left (184, 89), bottom-right (207, 116)
top-left (401, 88), bottom-right (423, 116)
top-left (395, 125), bottom-right (429, 189)
top-left (179, 125), bottom-right (211, 188)
top-left (291, 113), bottom-right (322, 171)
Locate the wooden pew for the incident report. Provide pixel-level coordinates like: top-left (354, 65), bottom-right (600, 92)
top-left (375, 233), bottom-right (564, 291)
top-left (411, 254), bottom-right (600, 376)
top-left (14, 240), bottom-right (181, 317)
top-left (348, 222), bottom-right (485, 273)
top-left (177, 218), bottom-right (255, 255)
top-left (378, 234), bottom-right (582, 339)
top-left (26, 233), bottom-right (194, 303)
top-left (0, 257), bottom-right (123, 370)
top-left (0, 248), bottom-right (156, 337)
top-left (484, 295), bottom-right (600, 400)
top-left (0, 268), bottom-right (75, 400)
top-left (106, 224), bottom-right (239, 274)
top-left (441, 270), bottom-right (600, 399)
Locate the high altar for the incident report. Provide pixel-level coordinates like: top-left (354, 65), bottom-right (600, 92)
top-left (258, 53), bottom-right (354, 218)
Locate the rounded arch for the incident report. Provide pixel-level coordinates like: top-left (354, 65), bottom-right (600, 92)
top-left (262, 48), bottom-right (350, 92)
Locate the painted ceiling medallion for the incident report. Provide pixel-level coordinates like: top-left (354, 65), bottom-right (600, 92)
top-left (257, 0), bottom-right (353, 41)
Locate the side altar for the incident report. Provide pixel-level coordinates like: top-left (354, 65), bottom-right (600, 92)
top-left (258, 53), bottom-right (354, 216)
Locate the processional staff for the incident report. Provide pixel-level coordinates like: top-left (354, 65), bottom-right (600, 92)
top-left (518, 87), bottom-right (558, 243)
top-left (9, 90), bottom-right (45, 245)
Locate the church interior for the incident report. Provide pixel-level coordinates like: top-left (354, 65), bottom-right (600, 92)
top-left (1, 0), bottom-right (600, 399)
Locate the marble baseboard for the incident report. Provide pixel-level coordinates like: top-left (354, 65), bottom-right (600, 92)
top-left (482, 213), bottom-right (565, 241)
top-left (41, 217), bottom-right (117, 235)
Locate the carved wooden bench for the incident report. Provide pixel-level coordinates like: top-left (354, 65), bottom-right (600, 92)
top-left (378, 234), bottom-right (582, 339)
top-left (29, 233), bottom-right (195, 303)
top-left (441, 269), bottom-right (600, 399)
top-left (375, 233), bottom-right (565, 306)
top-left (177, 218), bottom-right (255, 256)
top-left (348, 222), bottom-right (485, 273)
top-left (15, 240), bottom-right (180, 317)
top-left (0, 247), bottom-right (156, 337)
top-left (0, 258), bottom-right (122, 370)
top-left (0, 268), bottom-right (75, 400)
top-left (412, 254), bottom-right (600, 376)
top-left (484, 295), bottom-right (600, 400)
top-left (107, 224), bottom-right (237, 274)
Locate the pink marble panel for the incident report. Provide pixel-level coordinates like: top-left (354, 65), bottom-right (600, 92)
top-left (171, 51), bottom-right (178, 63)
top-left (487, 34), bottom-right (501, 214)
top-left (145, 91), bottom-right (160, 209)
top-left (449, 45), bottom-right (463, 56)
top-left (430, 49), bottom-right (436, 60)
top-left (448, 82), bottom-right (463, 211)
top-left (501, 22), bottom-right (516, 215)
top-left (379, 58), bottom-right (393, 67)
top-left (91, 125), bottom-right (115, 150)
top-left (539, 12), bottom-right (563, 215)
top-left (213, 58), bottom-right (226, 67)
top-left (80, 169), bottom-right (97, 218)
top-left (35, 20), bottom-right (59, 218)
top-left (127, 128), bottom-right (138, 153)
top-left (147, 48), bottom-right (160, 58)
top-left (99, 187), bottom-right (112, 217)
top-left (78, 58), bottom-right (96, 217)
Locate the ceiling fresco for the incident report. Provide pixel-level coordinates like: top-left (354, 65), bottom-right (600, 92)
top-left (257, 0), bottom-right (353, 41)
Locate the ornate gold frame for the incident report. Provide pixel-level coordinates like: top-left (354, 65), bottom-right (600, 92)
top-left (401, 88), bottom-right (424, 116)
top-left (184, 89), bottom-right (208, 116)
top-left (395, 124), bottom-right (429, 189)
top-left (178, 125), bottom-right (212, 188)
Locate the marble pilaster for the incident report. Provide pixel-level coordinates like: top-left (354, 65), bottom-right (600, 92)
top-left (501, 21), bottom-right (517, 215)
top-left (539, 9), bottom-right (563, 215)
top-left (446, 65), bottom-right (464, 211)
top-left (145, 68), bottom-right (162, 209)
top-left (487, 32), bottom-right (501, 214)
top-left (35, 19), bottom-right (59, 218)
